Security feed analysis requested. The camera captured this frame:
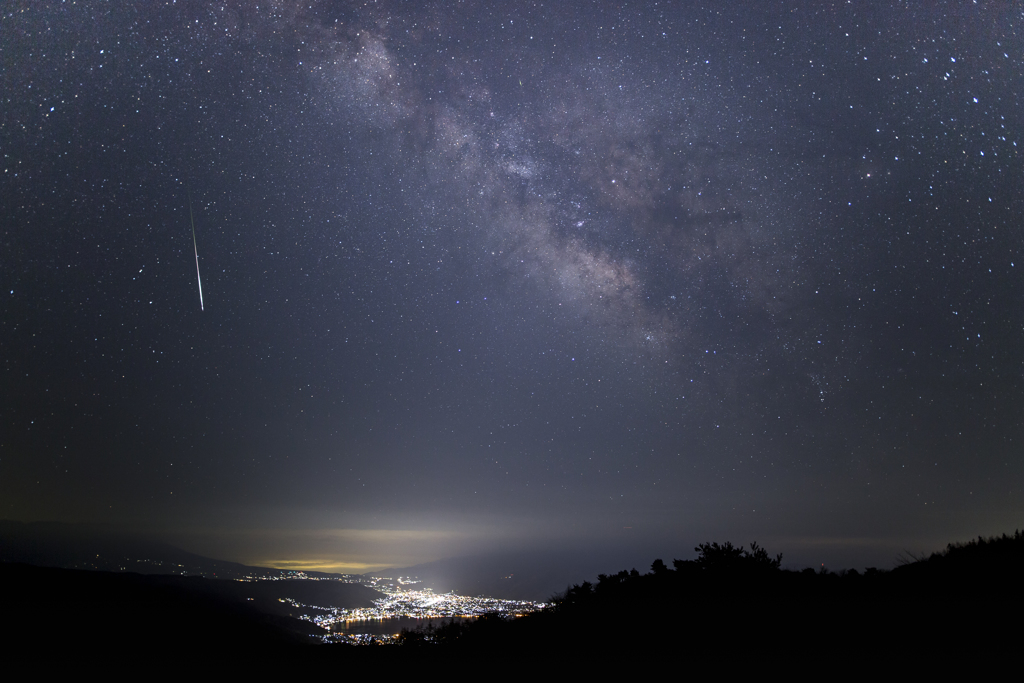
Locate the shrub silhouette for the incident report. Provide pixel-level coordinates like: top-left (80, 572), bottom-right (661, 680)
top-left (686, 540), bottom-right (782, 574)
top-left (894, 529), bottom-right (1024, 580)
top-left (395, 532), bottom-right (1022, 667)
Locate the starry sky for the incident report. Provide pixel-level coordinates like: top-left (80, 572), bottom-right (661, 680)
top-left (3, 0), bottom-right (1023, 574)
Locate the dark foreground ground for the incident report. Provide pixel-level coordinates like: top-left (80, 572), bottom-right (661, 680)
top-left (5, 532), bottom-right (1021, 672)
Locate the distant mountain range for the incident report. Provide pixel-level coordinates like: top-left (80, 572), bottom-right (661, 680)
top-left (0, 519), bottom-right (353, 581)
top-left (0, 519), bottom-right (598, 601)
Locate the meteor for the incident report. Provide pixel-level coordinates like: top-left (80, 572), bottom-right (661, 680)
top-left (186, 183), bottom-right (204, 311)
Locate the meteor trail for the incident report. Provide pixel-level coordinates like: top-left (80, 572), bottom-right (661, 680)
top-left (187, 183), bottom-right (204, 311)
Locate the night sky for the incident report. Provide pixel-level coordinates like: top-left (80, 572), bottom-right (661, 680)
top-left (3, 1), bottom-right (1023, 574)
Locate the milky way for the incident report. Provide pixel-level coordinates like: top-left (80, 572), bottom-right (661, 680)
top-left (2, 1), bottom-right (1022, 571)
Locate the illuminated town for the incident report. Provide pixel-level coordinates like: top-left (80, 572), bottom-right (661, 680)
top-left (73, 554), bottom-right (549, 644)
top-left (287, 577), bottom-right (548, 645)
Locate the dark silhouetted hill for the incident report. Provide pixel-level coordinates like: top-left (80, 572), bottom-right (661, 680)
top-left (2, 562), bottom-right (317, 654)
top-left (0, 520), bottom-right (390, 668)
top-left (395, 532), bottom-right (1024, 668)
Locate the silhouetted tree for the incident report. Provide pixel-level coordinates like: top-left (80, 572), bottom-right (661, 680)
top-left (555, 580), bottom-right (594, 609)
top-left (746, 542), bottom-right (783, 570)
top-left (694, 541), bottom-right (782, 574)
